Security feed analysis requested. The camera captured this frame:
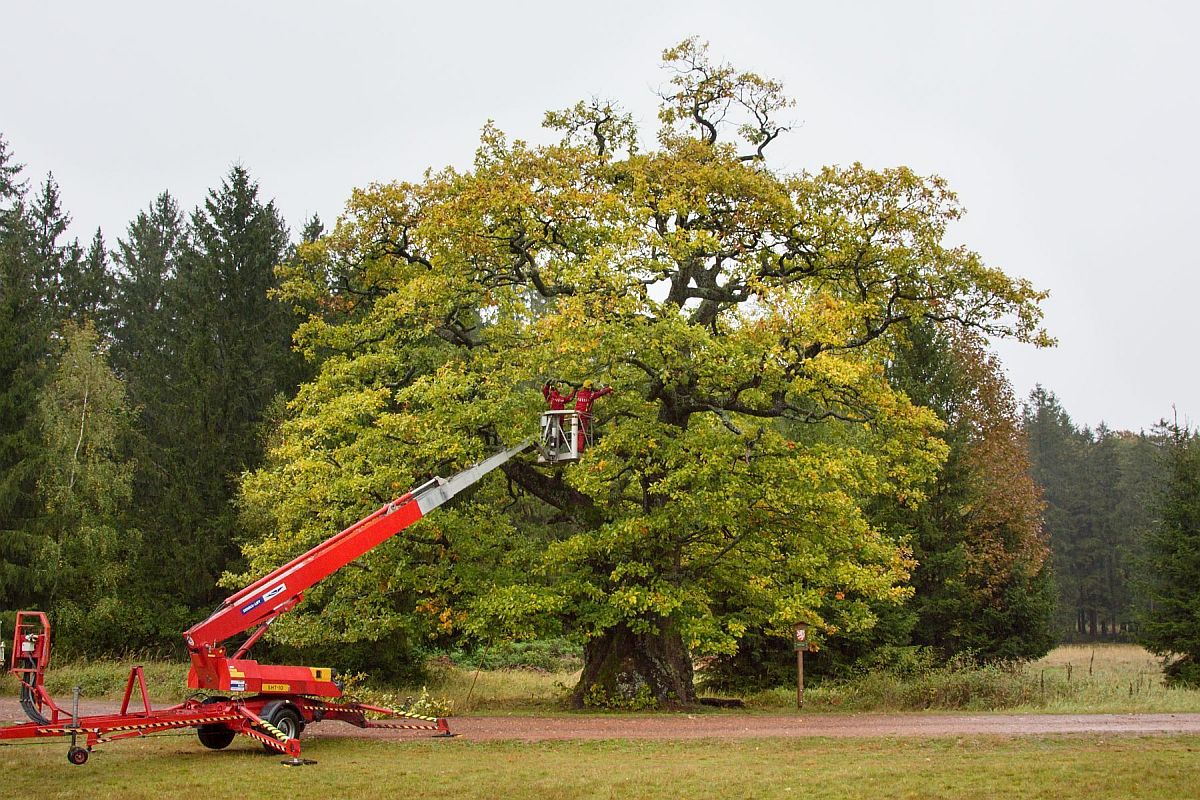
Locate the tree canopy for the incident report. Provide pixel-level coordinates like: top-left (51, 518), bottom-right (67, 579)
top-left (236, 40), bottom-right (1048, 706)
top-left (1023, 388), bottom-right (1160, 640)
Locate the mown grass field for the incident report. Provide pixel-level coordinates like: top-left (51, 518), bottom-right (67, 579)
top-left (5, 645), bottom-right (1200, 798)
top-left (2, 732), bottom-right (1198, 799)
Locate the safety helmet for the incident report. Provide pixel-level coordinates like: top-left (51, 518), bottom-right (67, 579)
top-left (583, 380), bottom-right (593, 389)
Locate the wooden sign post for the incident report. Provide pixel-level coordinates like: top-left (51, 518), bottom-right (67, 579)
top-left (794, 621), bottom-right (810, 710)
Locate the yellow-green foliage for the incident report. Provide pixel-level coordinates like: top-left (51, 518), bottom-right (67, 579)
top-left (233, 39), bottom-right (1048, 671)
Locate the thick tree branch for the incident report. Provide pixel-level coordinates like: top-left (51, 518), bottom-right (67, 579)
top-left (501, 460), bottom-right (605, 527)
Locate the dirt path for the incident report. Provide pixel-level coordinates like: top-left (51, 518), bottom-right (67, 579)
top-left (311, 712), bottom-right (1200, 742)
top-left (7, 697), bottom-right (1200, 742)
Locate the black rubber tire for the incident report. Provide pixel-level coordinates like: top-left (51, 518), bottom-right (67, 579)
top-left (197, 724), bottom-right (237, 750)
top-left (196, 696), bottom-right (237, 750)
top-left (67, 746), bottom-right (89, 765)
top-left (259, 701), bottom-right (302, 754)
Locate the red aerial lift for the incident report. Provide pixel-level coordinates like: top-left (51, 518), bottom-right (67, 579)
top-left (1, 407), bottom-right (597, 766)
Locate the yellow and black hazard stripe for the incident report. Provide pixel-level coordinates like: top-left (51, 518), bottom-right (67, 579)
top-left (257, 719), bottom-right (289, 742)
top-left (299, 701), bottom-right (342, 712)
top-left (300, 701), bottom-right (443, 723)
top-left (365, 722), bottom-right (441, 731)
top-left (100, 714), bottom-right (243, 734)
top-left (242, 727), bottom-right (289, 751)
top-left (36, 714), bottom-right (242, 738)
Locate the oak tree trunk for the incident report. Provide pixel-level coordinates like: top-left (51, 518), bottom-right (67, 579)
top-left (571, 617), bottom-right (696, 709)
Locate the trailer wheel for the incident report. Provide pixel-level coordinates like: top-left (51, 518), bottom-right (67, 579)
top-left (197, 724), bottom-right (237, 750)
top-left (259, 701), bottom-right (302, 754)
top-left (197, 696), bottom-right (237, 750)
top-left (67, 746), bottom-right (89, 765)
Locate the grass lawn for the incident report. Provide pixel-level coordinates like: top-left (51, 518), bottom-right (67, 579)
top-left (2, 732), bottom-right (1198, 799)
top-left (5, 645), bottom-right (1200, 797)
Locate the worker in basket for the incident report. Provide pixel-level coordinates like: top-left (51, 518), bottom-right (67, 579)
top-left (542, 380), bottom-right (576, 410)
top-left (573, 380), bottom-right (612, 452)
top-left (541, 381), bottom-right (577, 453)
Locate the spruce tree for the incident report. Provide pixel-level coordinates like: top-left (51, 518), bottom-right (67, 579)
top-left (139, 166), bottom-right (299, 608)
top-left (1139, 424), bottom-right (1200, 682)
top-left (299, 213), bottom-right (324, 245)
top-left (0, 135), bottom-right (51, 608)
top-left (888, 324), bottom-right (1055, 661)
top-left (1117, 429), bottom-right (1165, 628)
top-left (1023, 388), bottom-right (1090, 636)
top-left (1023, 390), bottom-right (1159, 640)
top-left (105, 192), bottom-right (191, 637)
top-left (0, 136), bottom-right (22, 198)
top-left (110, 192), bottom-right (184, 457)
top-left (28, 173), bottom-right (81, 318)
top-left (59, 228), bottom-right (115, 331)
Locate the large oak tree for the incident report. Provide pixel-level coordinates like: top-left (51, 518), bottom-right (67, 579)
top-left (238, 40), bottom-right (1047, 706)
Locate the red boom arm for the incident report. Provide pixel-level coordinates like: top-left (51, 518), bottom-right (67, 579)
top-left (183, 438), bottom-right (534, 697)
top-left (184, 498), bottom-right (423, 650)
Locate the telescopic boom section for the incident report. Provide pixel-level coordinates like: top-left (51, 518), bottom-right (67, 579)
top-left (185, 438), bottom-right (535, 652)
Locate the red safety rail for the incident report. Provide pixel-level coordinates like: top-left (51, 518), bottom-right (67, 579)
top-left (10, 612), bottom-right (66, 723)
top-left (0, 696), bottom-right (301, 761)
top-left (294, 699), bottom-right (452, 735)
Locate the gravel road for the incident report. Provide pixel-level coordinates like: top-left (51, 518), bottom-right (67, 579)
top-left (7, 697), bottom-right (1200, 742)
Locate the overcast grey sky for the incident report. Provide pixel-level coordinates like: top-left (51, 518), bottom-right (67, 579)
top-left (3, 1), bottom-right (1195, 431)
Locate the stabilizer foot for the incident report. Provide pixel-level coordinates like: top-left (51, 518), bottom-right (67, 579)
top-left (280, 757), bottom-right (317, 767)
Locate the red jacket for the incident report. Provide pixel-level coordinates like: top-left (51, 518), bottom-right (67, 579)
top-left (542, 383), bottom-right (576, 411)
top-left (573, 386), bottom-right (612, 414)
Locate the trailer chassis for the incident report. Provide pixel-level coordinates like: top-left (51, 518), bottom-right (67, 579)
top-left (2, 614), bottom-right (450, 765)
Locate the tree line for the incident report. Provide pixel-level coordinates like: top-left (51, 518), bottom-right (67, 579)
top-left (2, 40), bottom-right (1198, 699)
top-left (1023, 388), bottom-right (1198, 647)
top-left (0, 133), bottom-right (307, 653)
